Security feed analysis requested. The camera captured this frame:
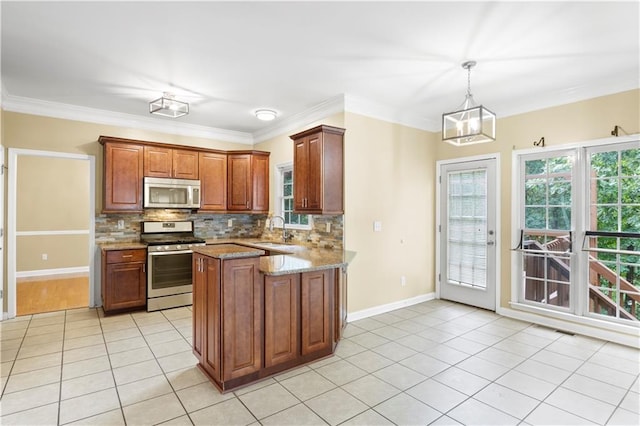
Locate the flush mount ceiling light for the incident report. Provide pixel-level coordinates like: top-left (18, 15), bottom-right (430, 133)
top-left (442, 60), bottom-right (496, 146)
top-left (149, 92), bottom-right (189, 118)
top-left (255, 109), bottom-right (277, 121)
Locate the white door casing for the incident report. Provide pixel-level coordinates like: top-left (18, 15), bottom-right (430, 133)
top-left (437, 156), bottom-right (499, 311)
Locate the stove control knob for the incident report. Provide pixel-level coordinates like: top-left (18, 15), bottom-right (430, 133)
top-left (164, 245), bottom-right (170, 251)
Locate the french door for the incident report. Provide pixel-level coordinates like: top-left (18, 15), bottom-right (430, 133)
top-left (439, 158), bottom-right (498, 311)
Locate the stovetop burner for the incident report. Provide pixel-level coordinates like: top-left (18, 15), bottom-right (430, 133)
top-left (140, 220), bottom-right (206, 250)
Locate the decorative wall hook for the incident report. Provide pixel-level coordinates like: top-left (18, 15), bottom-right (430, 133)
top-left (533, 137), bottom-right (545, 147)
top-left (611, 125), bottom-right (627, 137)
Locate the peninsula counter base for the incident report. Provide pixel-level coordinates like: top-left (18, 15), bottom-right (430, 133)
top-left (192, 245), bottom-right (347, 393)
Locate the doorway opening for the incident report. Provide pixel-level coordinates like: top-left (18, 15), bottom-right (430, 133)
top-left (8, 149), bottom-right (95, 318)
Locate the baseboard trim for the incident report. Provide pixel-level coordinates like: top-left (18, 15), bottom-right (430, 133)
top-left (347, 293), bottom-right (436, 322)
top-left (16, 267), bottom-right (90, 279)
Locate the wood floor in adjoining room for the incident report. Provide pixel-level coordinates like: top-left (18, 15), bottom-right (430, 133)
top-left (16, 275), bottom-right (89, 316)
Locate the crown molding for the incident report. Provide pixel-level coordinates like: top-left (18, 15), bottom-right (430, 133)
top-left (1, 93), bottom-right (254, 144)
top-left (252, 95), bottom-right (346, 143)
top-left (344, 94), bottom-right (440, 132)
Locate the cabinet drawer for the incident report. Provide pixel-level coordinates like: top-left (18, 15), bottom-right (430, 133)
top-left (106, 249), bottom-right (146, 264)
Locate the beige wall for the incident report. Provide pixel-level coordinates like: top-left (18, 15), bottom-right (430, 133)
top-left (436, 89), bottom-right (640, 309)
top-left (343, 113), bottom-right (435, 312)
top-left (16, 156), bottom-right (90, 272)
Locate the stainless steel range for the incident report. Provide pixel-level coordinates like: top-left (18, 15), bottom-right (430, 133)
top-left (141, 221), bottom-right (206, 311)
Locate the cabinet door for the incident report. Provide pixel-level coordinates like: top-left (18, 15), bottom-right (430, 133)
top-left (251, 154), bottom-right (269, 213)
top-left (306, 133), bottom-right (323, 211)
top-left (334, 268), bottom-right (348, 343)
top-left (144, 146), bottom-right (173, 177)
top-left (203, 258), bottom-right (222, 381)
top-left (293, 139), bottom-right (309, 211)
top-left (301, 269), bottom-right (333, 356)
top-left (199, 152), bottom-right (227, 211)
top-left (222, 257), bottom-right (262, 380)
top-left (104, 261), bottom-right (146, 312)
top-left (227, 154), bottom-right (251, 211)
top-left (264, 274), bottom-right (299, 368)
top-left (192, 254), bottom-right (206, 363)
top-left (103, 142), bottom-right (144, 212)
top-left (173, 149), bottom-right (199, 180)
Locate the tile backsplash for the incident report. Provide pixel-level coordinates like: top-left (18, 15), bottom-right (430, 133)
top-left (96, 211), bottom-right (343, 250)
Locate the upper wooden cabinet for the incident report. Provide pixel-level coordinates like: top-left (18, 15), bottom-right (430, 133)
top-left (101, 139), bottom-right (144, 213)
top-left (290, 125), bottom-right (345, 214)
top-left (199, 152), bottom-right (228, 212)
top-left (144, 146), bottom-right (199, 180)
top-left (227, 152), bottom-right (269, 213)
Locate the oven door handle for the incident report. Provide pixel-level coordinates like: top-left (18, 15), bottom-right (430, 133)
top-left (148, 250), bottom-right (194, 256)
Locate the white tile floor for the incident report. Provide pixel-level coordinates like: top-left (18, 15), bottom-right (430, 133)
top-left (1, 299), bottom-right (638, 425)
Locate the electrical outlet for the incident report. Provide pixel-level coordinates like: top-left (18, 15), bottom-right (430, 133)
top-left (373, 221), bottom-right (382, 232)
top-left (326, 223), bottom-right (331, 233)
top-left (117, 219), bottom-right (125, 230)
top-left (42, 253), bottom-right (48, 260)
top-left (401, 276), bottom-right (406, 286)
top-left (227, 219), bottom-right (233, 228)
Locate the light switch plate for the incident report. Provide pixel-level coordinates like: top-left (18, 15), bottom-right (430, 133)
top-left (373, 221), bottom-right (382, 232)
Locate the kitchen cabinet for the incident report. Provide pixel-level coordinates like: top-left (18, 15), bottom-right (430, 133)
top-left (264, 274), bottom-right (300, 368)
top-left (144, 146), bottom-right (199, 179)
top-left (301, 270), bottom-right (333, 355)
top-left (290, 125), bottom-right (345, 214)
top-left (227, 152), bottom-right (269, 213)
top-left (101, 249), bottom-right (147, 313)
top-left (198, 152), bottom-right (228, 211)
top-left (101, 139), bottom-right (144, 213)
top-left (192, 252), bottom-right (262, 390)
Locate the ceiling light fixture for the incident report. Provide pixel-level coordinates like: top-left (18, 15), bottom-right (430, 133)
top-left (149, 92), bottom-right (189, 118)
top-left (255, 109), bottom-right (277, 121)
top-left (442, 61), bottom-right (496, 146)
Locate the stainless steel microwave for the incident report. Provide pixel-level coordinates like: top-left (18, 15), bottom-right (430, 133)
top-left (143, 177), bottom-right (201, 209)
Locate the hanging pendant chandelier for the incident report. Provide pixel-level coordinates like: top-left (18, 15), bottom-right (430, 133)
top-left (442, 61), bottom-right (496, 146)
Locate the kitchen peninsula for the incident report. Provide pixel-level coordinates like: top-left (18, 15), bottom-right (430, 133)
top-left (191, 242), bottom-right (354, 392)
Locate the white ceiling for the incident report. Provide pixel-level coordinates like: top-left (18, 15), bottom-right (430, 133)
top-left (2, 1), bottom-right (639, 143)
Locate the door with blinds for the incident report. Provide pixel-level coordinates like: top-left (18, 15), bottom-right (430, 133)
top-left (439, 158), bottom-right (497, 311)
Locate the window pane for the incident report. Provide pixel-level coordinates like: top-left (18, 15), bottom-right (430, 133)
top-left (525, 179), bottom-right (546, 205)
top-left (548, 178), bottom-right (571, 206)
top-left (622, 206), bottom-right (640, 232)
top-left (596, 178), bottom-right (618, 204)
top-left (525, 159), bottom-right (545, 176)
top-left (525, 207), bottom-right (546, 229)
top-left (621, 148), bottom-right (640, 176)
top-left (284, 183), bottom-right (292, 197)
top-left (597, 206), bottom-right (619, 231)
top-left (548, 156), bottom-right (572, 174)
top-left (621, 178), bottom-right (640, 204)
top-left (591, 151), bottom-right (619, 178)
top-left (549, 207), bottom-right (571, 230)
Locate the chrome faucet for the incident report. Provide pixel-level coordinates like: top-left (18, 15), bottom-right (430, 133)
top-left (269, 215), bottom-right (288, 243)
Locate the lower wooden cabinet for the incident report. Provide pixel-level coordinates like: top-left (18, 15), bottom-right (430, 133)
top-left (101, 249), bottom-right (147, 314)
top-left (264, 274), bottom-right (300, 368)
top-left (193, 254), bottom-right (341, 392)
top-left (193, 254), bottom-right (262, 389)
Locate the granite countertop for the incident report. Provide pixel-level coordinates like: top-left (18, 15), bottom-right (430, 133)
top-left (98, 239), bottom-right (356, 275)
top-left (192, 244), bottom-right (265, 259)
top-left (259, 249), bottom-right (356, 276)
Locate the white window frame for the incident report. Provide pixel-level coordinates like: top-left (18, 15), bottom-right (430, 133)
top-left (510, 134), bottom-right (640, 332)
top-left (276, 162), bottom-right (312, 231)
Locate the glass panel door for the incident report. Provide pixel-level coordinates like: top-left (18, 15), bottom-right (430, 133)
top-left (440, 158), bottom-right (497, 311)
